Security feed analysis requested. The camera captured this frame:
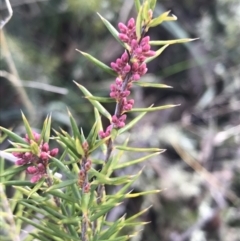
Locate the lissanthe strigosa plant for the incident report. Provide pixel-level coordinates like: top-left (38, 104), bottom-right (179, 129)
top-left (0, 0), bottom-right (197, 240)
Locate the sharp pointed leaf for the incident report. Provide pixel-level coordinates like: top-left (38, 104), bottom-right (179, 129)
top-left (125, 104), bottom-right (179, 112)
top-left (145, 44), bottom-right (169, 63)
top-left (134, 81), bottom-right (172, 88)
top-left (97, 13), bottom-right (129, 50)
top-left (76, 49), bottom-right (117, 76)
top-left (150, 38), bottom-right (199, 45)
top-left (74, 82), bottom-right (112, 121)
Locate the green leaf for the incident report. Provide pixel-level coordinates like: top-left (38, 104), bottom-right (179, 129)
top-left (74, 82), bottom-right (112, 121)
top-left (46, 179), bottom-right (77, 192)
top-left (86, 121), bottom-right (98, 148)
top-left (115, 146), bottom-right (164, 152)
top-left (47, 189), bottom-right (75, 203)
top-left (76, 49), bottom-right (117, 76)
top-left (21, 111), bottom-right (34, 140)
top-left (142, 0), bottom-right (150, 22)
top-left (136, 5), bottom-right (143, 40)
top-left (125, 206), bottom-right (152, 223)
top-left (67, 109), bottom-right (82, 140)
top-left (30, 141), bottom-right (39, 155)
top-left (50, 157), bottom-right (73, 179)
top-left (86, 96), bottom-right (115, 103)
top-left (145, 44), bottom-right (169, 63)
top-left (43, 115), bottom-right (52, 143)
top-left (2, 180), bottom-right (35, 186)
top-left (18, 201), bottom-right (59, 222)
top-left (90, 203), bottom-right (121, 222)
top-left (18, 217), bottom-right (80, 241)
top-left (134, 0), bottom-right (141, 12)
top-left (27, 177), bottom-right (45, 198)
top-left (149, 11), bottom-right (177, 27)
top-left (125, 189), bottom-right (161, 198)
top-left (118, 106), bottom-right (153, 135)
top-left (150, 38), bottom-right (199, 45)
top-left (90, 168), bottom-right (131, 185)
top-left (0, 126), bottom-right (27, 144)
top-left (97, 13), bottom-right (129, 50)
top-left (56, 134), bottom-right (78, 157)
top-left (94, 108), bottom-right (107, 153)
top-left (88, 136), bottom-right (111, 153)
top-left (59, 203), bottom-right (79, 238)
top-left (38, 115), bottom-right (50, 144)
top-left (125, 104), bottom-right (179, 112)
top-left (114, 151), bottom-right (163, 169)
top-left (75, 138), bottom-right (84, 156)
top-left (4, 148), bottom-right (30, 153)
top-left (149, 0), bottom-right (157, 10)
top-left (30, 233), bottom-right (51, 241)
top-left (99, 216), bottom-right (125, 240)
top-left (133, 81), bottom-right (172, 88)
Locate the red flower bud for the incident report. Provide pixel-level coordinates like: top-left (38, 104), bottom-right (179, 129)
top-left (50, 148), bottom-right (58, 157)
top-left (42, 143), bottom-right (49, 152)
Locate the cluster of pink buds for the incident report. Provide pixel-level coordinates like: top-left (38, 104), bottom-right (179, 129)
top-left (13, 131), bottom-right (58, 183)
top-left (78, 159), bottom-right (92, 193)
top-left (99, 18), bottom-right (155, 138)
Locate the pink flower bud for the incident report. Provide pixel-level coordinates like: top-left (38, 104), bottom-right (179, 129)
top-left (127, 18), bottom-right (135, 29)
top-left (142, 44), bottom-right (151, 52)
top-left (112, 115), bottom-right (118, 124)
top-left (85, 160), bottom-right (92, 171)
top-left (33, 132), bottom-right (40, 142)
top-left (27, 166), bottom-right (38, 174)
top-left (79, 170), bottom-right (85, 178)
top-left (110, 62), bottom-right (120, 71)
top-left (82, 141), bottom-right (89, 152)
top-left (42, 143), bottom-right (49, 152)
top-left (123, 64), bottom-right (131, 72)
top-left (144, 50), bottom-right (155, 57)
top-left (121, 51), bottom-right (129, 63)
top-left (118, 121), bottom-right (125, 128)
top-left (131, 39), bottom-right (138, 49)
top-left (84, 183), bottom-right (91, 193)
top-left (132, 62), bottom-right (139, 72)
top-left (115, 78), bottom-right (122, 86)
top-left (135, 47), bottom-right (142, 54)
top-left (30, 174), bottom-right (43, 183)
top-left (119, 33), bottom-right (129, 42)
top-left (40, 152), bottom-right (49, 161)
top-left (16, 159), bottom-right (25, 165)
top-left (132, 73), bottom-right (140, 81)
top-left (116, 58), bottom-right (123, 66)
top-left (128, 99), bottom-right (134, 105)
top-left (110, 92), bottom-right (118, 98)
top-left (141, 36), bottom-right (150, 45)
top-left (119, 114), bottom-right (127, 122)
top-left (13, 152), bottom-right (23, 158)
top-left (50, 148), bottom-right (58, 157)
top-left (121, 90), bottom-right (130, 97)
top-left (118, 22), bottom-right (128, 33)
top-left (99, 131), bottom-right (106, 139)
top-left (37, 163), bottom-right (45, 172)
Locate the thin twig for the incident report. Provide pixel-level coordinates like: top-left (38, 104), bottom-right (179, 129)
top-left (0, 70), bottom-right (68, 95)
top-left (0, 0), bottom-right (13, 29)
top-left (0, 184), bottom-right (20, 241)
top-left (0, 30), bottom-right (35, 120)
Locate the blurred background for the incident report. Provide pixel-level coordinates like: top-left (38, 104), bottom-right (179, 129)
top-left (0, 0), bottom-right (240, 240)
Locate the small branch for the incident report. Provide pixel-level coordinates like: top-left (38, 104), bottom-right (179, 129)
top-left (0, 184), bottom-right (20, 241)
top-left (0, 70), bottom-right (68, 95)
top-left (0, 31), bottom-right (35, 120)
top-left (0, 0), bottom-right (13, 29)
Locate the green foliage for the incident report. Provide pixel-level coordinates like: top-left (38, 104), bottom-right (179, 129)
top-left (0, 0), bottom-right (195, 240)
